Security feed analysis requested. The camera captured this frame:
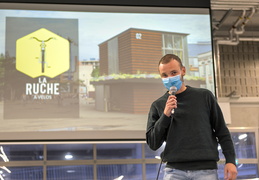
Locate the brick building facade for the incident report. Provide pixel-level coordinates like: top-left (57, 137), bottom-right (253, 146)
top-left (93, 28), bottom-right (196, 114)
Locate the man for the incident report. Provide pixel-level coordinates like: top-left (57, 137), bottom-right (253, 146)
top-left (146, 54), bottom-right (237, 180)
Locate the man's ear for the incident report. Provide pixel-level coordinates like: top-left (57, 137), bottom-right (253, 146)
top-left (181, 66), bottom-right (186, 76)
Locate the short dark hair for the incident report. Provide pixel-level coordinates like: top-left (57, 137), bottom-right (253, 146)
top-left (158, 54), bottom-right (184, 68)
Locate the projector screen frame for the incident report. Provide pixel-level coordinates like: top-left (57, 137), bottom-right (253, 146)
top-left (0, 0), bottom-right (213, 142)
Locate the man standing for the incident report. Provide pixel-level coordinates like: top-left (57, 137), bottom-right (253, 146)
top-left (146, 54), bottom-right (237, 180)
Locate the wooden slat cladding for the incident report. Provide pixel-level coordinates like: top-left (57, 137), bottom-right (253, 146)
top-left (99, 43), bottom-right (108, 76)
top-left (219, 41), bottom-right (259, 97)
top-left (117, 84), bottom-right (134, 113)
top-left (99, 28), bottom-right (163, 75)
top-left (129, 29), bottom-right (162, 74)
top-left (97, 28), bottom-right (189, 114)
top-left (109, 83), bottom-right (134, 113)
top-left (118, 31), bottom-right (133, 74)
top-left (109, 82), bottom-right (164, 114)
top-left (117, 29), bottom-right (163, 74)
top-left (132, 84), bottom-right (164, 114)
top-left (116, 29), bottom-right (164, 113)
top-left (99, 28), bottom-right (190, 76)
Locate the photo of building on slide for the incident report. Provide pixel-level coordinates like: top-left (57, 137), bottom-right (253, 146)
top-left (78, 27), bottom-right (214, 132)
top-left (80, 28), bottom-right (213, 115)
top-left (0, 10), bottom-right (213, 134)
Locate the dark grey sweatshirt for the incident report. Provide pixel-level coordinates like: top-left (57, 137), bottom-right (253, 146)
top-left (146, 86), bottom-right (236, 170)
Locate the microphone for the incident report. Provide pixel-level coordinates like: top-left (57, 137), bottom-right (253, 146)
top-left (169, 86), bottom-right (177, 114)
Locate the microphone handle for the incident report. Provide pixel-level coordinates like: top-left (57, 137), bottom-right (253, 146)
top-left (171, 92), bottom-right (176, 114)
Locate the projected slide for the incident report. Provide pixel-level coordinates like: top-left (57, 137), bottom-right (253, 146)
top-left (4, 17), bottom-right (78, 119)
top-left (0, 5), bottom-right (213, 140)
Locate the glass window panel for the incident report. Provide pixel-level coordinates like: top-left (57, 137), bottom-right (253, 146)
top-left (163, 34), bottom-right (173, 49)
top-left (218, 132), bottom-right (257, 159)
top-left (47, 165), bottom-right (93, 180)
top-left (173, 51), bottom-right (183, 60)
top-left (218, 164), bottom-right (259, 180)
top-left (164, 50), bottom-right (174, 55)
top-left (146, 163), bottom-right (165, 180)
top-left (3, 166), bottom-right (43, 180)
top-left (173, 36), bottom-right (183, 49)
top-left (96, 143), bottom-right (142, 159)
top-left (145, 143), bottom-right (165, 159)
top-left (47, 144), bottom-right (93, 160)
top-left (233, 132), bottom-right (257, 159)
top-left (97, 164), bottom-right (142, 180)
top-left (1, 145), bottom-right (43, 161)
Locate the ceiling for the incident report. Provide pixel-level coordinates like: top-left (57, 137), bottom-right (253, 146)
top-left (211, 0), bottom-right (259, 42)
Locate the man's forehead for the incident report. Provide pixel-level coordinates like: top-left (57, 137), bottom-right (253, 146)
top-left (159, 60), bottom-right (181, 68)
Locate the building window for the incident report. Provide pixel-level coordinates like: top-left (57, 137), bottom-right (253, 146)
top-left (0, 129), bottom-right (258, 180)
top-left (97, 164), bottom-right (142, 180)
top-left (3, 144), bottom-right (43, 161)
top-left (162, 34), bottom-right (184, 60)
top-left (47, 165), bottom-right (93, 180)
top-left (47, 144), bottom-right (93, 160)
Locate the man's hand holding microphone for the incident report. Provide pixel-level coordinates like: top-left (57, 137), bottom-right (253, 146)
top-left (164, 86), bottom-right (177, 117)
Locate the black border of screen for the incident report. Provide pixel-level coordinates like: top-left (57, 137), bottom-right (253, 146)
top-left (0, 0), bottom-right (213, 142)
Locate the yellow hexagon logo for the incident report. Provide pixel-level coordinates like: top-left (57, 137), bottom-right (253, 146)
top-left (16, 28), bottom-right (70, 78)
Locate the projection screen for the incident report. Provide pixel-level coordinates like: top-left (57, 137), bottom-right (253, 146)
top-left (0, 1), bottom-right (213, 141)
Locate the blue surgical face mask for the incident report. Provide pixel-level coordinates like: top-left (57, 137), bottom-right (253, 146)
top-left (162, 75), bottom-right (182, 91)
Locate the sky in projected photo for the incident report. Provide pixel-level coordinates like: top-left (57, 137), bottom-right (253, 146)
top-left (0, 8), bottom-right (213, 140)
top-left (0, 9), bottom-right (211, 60)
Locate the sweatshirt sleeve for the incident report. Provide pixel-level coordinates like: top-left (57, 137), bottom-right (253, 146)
top-left (209, 93), bottom-right (236, 166)
top-left (146, 102), bottom-right (171, 151)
